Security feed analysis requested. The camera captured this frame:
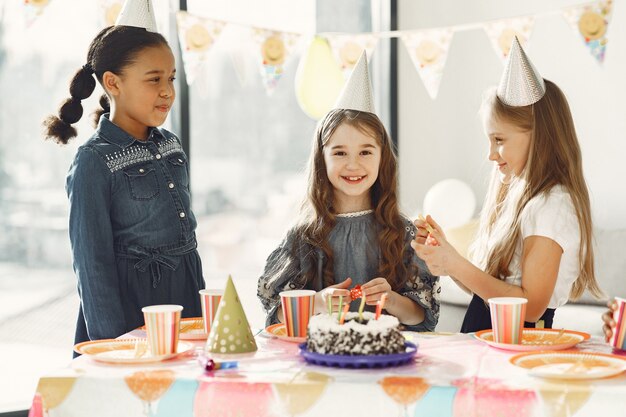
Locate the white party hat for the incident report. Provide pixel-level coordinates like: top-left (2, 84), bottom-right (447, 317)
top-left (497, 37), bottom-right (545, 106)
top-left (332, 51), bottom-right (376, 114)
top-left (115, 0), bottom-right (158, 33)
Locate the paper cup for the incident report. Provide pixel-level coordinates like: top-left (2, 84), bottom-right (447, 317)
top-left (488, 297), bottom-right (528, 344)
top-left (610, 297), bottom-right (626, 350)
top-left (280, 290), bottom-right (316, 338)
top-left (199, 289), bottom-right (223, 334)
top-left (142, 304), bottom-right (183, 356)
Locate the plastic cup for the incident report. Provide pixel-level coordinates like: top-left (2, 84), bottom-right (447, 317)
top-left (142, 304), bottom-right (183, 356)
top-left (199, 289), bottom-right (224, 334)
top-left (280, 290), bottom-right (316, 338)
top-left (488, 297), bottom-right (528, 344)
top-left (609, 297), bottom-right (626, 350)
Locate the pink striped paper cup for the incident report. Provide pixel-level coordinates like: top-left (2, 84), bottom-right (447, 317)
top-left (610, 297), bottom-right (626, 350)
top-left (199, 289), bottom-right (223, 334)
top-left (488, 297), bottom-right (527, 344)
top-left (280, 290), bottom-right (316, 338)
top-left (142, 304), bottom-right (183, 356)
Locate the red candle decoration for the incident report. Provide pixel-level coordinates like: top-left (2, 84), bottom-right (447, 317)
top-left (376, 293), bottom-right (388, 320)
top-left (350, 285), bottom-right (362, 301)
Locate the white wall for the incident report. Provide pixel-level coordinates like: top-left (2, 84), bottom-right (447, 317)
top-left (398, 0), bottom-right (626, 230)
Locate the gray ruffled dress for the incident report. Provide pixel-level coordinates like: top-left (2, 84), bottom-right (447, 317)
top-left (257, 210), bottom-right (440, 331)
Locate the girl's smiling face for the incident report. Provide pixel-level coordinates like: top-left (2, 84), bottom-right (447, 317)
top-left (484, 113), bottom-right (532, 184)
top-left (323, 122), bottom-right (381, 213)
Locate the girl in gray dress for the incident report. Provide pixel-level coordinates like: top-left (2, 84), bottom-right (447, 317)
top-left (257, 108), bottom-right (440, 331)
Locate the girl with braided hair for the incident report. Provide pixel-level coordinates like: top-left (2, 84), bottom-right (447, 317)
top-left (43, 14), bottom-right (205, 351)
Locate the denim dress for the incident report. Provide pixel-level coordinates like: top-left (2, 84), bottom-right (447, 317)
top-left (66, 114), bottom-right (205, 347)
top-left (257, 211), bottom-right (440, 331)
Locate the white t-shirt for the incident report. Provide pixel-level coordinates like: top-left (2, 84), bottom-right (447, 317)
top-left (504, 185), bottom-right (581, 308)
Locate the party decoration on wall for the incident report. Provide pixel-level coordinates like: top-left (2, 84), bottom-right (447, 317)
top-left (563, 0), bottom-right (613, 64)
top-left (206, 275), bottom-right (258, 353)
top-left (176, 12), bottom-right (224, 84)
top-left (253, 28), bottom-right (301, 95)
top-left (99, 0), bottom-right (123, 27)
top-left (422, 179), bottom-right (476, 230)
top-left (483, 17), bottom-right (535, 62)
top-left (326, 34), bottom-right (379, 79)
top-left (295, 36), bottom-right (345, 120)
top-left (125, 370), bottom-right (175, 417)
top-left (401, 29), bottom-right (454, 99)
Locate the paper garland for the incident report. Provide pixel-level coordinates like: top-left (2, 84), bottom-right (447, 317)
top-left (563, 0), bottom-right (613, 64)
top-left (401, 29), bottom-right (454, 99)
top-left (250, 28), bottom-right (301, 95)
top-left (484, 17), bottom-right (535, 63)
top-left (326, 34), bottom-right (379, 79)
top-left (176, 11), bottom-right (224, 84)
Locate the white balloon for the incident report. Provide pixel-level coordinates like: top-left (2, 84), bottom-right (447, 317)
top-left (423, 179), bottom-right (476, 229)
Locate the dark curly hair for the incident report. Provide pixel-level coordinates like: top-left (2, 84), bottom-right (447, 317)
top-left (43, 25), bottom-right (169, 145)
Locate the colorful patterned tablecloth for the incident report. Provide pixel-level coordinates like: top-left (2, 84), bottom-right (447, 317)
top-left (29, 332), bottom-right (626, 417)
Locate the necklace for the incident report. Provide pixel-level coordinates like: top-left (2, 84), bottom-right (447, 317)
top-left (336, 209), bottom-right (374, 218)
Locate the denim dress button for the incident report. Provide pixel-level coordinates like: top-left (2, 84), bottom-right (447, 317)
top-left (168, 183), bottom-right (175, 189)
top-left (179, 212), bottom-right (185, 218)
top-left (155, 154), bottom-right (162, 160)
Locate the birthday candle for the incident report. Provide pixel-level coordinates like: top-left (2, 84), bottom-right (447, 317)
top-left (376, 293), bottom-right (388, 320)
top-left (358, 289), bottom-right (367, 321)
top-left (337, 295), bottom-right (343, 322)
top-left (339, 303), bottom-right (350, 324)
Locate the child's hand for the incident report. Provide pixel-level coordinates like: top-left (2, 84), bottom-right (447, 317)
top-left (411, 227), bottom-right (459, 276)
top-left (602, 299), bottom-right (618, 342)
top-left (361, 277), bottom-right (392, 306)
top-left (413, 215), bottom-right (443, 246)
top-left (315, 278), bottom-right (352, 313)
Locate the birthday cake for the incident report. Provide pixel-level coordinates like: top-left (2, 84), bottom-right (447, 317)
top-left (306, 311), bottom-right (405, 355)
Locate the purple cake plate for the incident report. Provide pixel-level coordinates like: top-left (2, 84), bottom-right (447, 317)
top-left (299, 342), bottom-right (418, 368)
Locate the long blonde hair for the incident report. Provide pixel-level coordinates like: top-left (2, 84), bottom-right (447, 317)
top-left (472, 80), bottom-right (602, 300)
top-left (296, 109), bottom-right (411, 290)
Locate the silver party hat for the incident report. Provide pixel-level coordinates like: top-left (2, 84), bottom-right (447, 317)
top-left (497, 37), bottom-right (545, 106)
top-left (115, 0), bottom-right (157, 33)
top-left (333, 51), bottom-right (376, 114)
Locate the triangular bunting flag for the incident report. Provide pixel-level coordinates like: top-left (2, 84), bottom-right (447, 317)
top-left (326, 34), bottom-right (379, 79)
top-left (401, 29), bottom-right (454, 99)
top-left (483, 17), bottom-right (534, 63)
top-left (99, 0), bottom-right (123, 28)
top-left (253, 28), bottom-right (301, 95)
top-left (23, 0), bottom-right (52, 27)
top-left (176, 11), bottom-right (224, 85)
top-left (206, 276), bottom-right (257, 354)
top-left (563, 0), bottom-right (613, 64)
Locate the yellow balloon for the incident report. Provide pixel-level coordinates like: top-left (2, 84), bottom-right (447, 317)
top-left (295, 37), bottom-right (345, 120)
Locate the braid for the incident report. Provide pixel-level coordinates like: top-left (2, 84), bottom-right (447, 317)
top-left (42, 65), bottom-right (96, 145)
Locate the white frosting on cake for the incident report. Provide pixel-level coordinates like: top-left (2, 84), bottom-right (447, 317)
top-left (308, 311), bottom-right (399, 332)
top-left (306, 311), bottom-right (405, 355)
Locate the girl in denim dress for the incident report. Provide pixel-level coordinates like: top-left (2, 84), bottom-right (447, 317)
top-left (43, 19), bottom-right (204, 349)
top-left (257, 53), bottom-right (440, 331)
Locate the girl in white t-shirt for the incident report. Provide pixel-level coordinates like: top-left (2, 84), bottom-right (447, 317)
top-left (412, 38), bottom-right (603, 332)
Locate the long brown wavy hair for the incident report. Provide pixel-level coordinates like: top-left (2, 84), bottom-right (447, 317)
top-left (296, 109), bottom-right (409, 290)
top-left (473, 80), bottom-right (602, 300)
